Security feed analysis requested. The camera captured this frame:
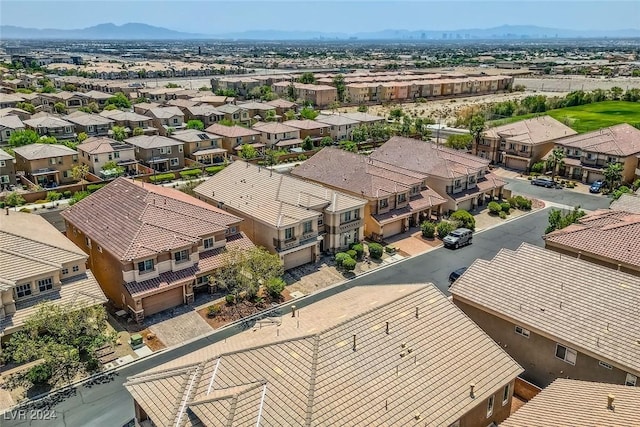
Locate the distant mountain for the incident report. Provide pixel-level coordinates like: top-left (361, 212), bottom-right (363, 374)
top-left (1, 23), bottom-right (639, 41)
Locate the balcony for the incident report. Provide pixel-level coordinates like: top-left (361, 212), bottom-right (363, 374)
top-left (339, 218), bottom-right (363, 233)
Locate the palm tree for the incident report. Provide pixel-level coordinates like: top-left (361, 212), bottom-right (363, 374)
top-left (71, 164), bottom-right (90, 192)
top-left (546, 148), bottom-right (565, 183)
top-left (604, 162), bottom-right (623, 190)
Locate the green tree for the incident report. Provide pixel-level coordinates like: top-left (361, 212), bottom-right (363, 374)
top-left (351, 125), bottom-right (369, 143)
top-left (320, 136), bottom-right (334, 146)
top-left (219, 118), bottom-right (234, 126)
top-left (103, 104), bottom-right (117, 111)
top-left (469, 114), bottom-right (486, 147)
top-left (546, 147), bottom-right (565, 183)
top-left (165, 82), bottom-right (180, 88)
top-left (186, 119), bottom-right (205, 130)
top-left (445, 134), bottom-right (473, 150)
top-left (333, 74), bottom-right (346, 102)
top-left (436, 221), bottom-right (455, 239)
top-left (300, 107), bottom-right (319, 120)
top-left (111, 125), bottom-right (128, 142)
top-left (133, 127), bottom-right (144, 136)
top-left (286, 84), bottom-right (296, 101)
top-left (389, 108), bottom-right (404, 122)
top-left (101, 160), bottom-right (125, 177)
top-left (302, 136), bottom-right (314, 151)
top-left (76, 132), bottom-right (88, 143)
top-left (8, 129), bottom-right (39, 147)
top-left (5, 191), bottom-right (26, 207)
top-left (264, 110), bottom-right (277, 122)
top-left (15, 101), bottom-right (36, 114)
top-left (339, 140), bottom-right (358, 152)
top-left (611, 186), bottom-right (632, 201)
top-left (609, 86), bottom-right (623, 100)
top-left (105, 92), bottom-right (131, 110)
top-left (545, 207), bottom-right (586, 233)
top-left (298, 72), bottom-right (316, 84)
top-left (283, 109), bottom-right (296, 121)
top-left (71, 164), bottom-right (90, 191)
top-left (265, 277), bottom-right (286, 300)
top-left (450, 209), bottom-right (476, 231)
top-left (239, 144), bottom-right (258, 159)
top-left (357, 104), bottom-right (368, 113)
top-left (40, 85), bottom-right (56, 93)
top-left (603, 162), bottom-right (624, 190)
top-left (87, 102), bottom-right (99, 113)
top-left (54, 102), bottom-right (67, 114)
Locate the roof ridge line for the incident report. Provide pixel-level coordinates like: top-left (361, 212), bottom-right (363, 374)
top-left (0, 245), bottom-right (64, 270)
top-left (0, 229), bottom-right (85, 259)
top-left (304, 334), bottom-right (321, 427)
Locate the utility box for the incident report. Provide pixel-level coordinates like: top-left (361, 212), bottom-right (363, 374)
top-left (130, 334), bottom-right (144, 349)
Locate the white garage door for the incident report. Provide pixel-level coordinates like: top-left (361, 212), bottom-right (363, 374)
top-left (382, 220), bottom-right (403, 239)
top-left (142, 286), bottom-right (183, 316)
top-left (284, 247), bottom-right (313, 270)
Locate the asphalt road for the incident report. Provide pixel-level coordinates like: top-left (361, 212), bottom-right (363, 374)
top-left (505, 178), bottom-right (611, 211)
top-left (3, 207), bottom-right (553, 427)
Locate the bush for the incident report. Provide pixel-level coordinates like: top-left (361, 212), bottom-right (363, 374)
top-left (530, 162), bottom-right (545, 174)
top-left (450, 209), bottom-right (475, 231)
top-left (346, 249), bottom-right (357, 259)
top-left (63, 190), bottom-right (72, 198)
top-left (527, 176), bottom-right (533, 180)
top-left (368, 243), bottom-right (383, 259)
top-left (225, 294), bottom-right (235, 305)
top-left (46, 191), bottom-right (62, 202)
top-left (436, 221), bottom-right (455, 239)
top-left (342, 257), bottom-right (356, 271)
top-left (265, 277), bottom-right (286, 299)
top-left (71, 191), bottom-right (90, 203)
top-left (335, 252), bottom-right (350, 266)
top-left (207, 305), bottom-right (221, 318)
top-left (148, 173), bottom-right (175, 183)
top-left (205, 165), bottom-right (226, 175)
top-left (87, 183), bottom-right (106, 193)
top-left (350, 243), bottom-right (364, 259)
top-left (4, 192), bottom-right (25, 207)
top-left (34, 199), bottom-right (48, 204)
top-left (499, 211), bottom-right (507, 219)
top-left (421, 221), bottom-right (436, 238)
top-left (19, 207), bottom-right (31, 213)
top-left (500, 202), bottom-right (511, 213)
top-left (488, 201), bottom-right (502, 215)
top-left (0, 202), bottom-right (4, 208)
top-left (513, 195), bottom-right (532, 210)
top-left (179, 169), bottom-right (202, 179)
top-left (633, 179), bottom-right (640, 191)
top-left (27, 363), bottom-right (53, 385)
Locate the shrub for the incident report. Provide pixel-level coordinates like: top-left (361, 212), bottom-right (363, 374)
top-left (265, 277), bottom-right (286, 299)
top-left (530, 162), bottom-right (545, 174)
top-left (207, 305), bottom-right (221, 318)
top-left (87, 183), bottom-right (106, 193)
top-left (368, 243), bottom-right (383, 259)
top-left (633, 179), bottom-right (640, 191)
top-left (342, 257), bottom-right (356, 271)
top-left (514, 195), bottom-right (532, 210)
top-left (436, 221), bottom-right (455, 239)
top-left (335, 252), bottom-right (350, 266)
top-left (499, 211), bottom-right (507, 219)
top-left (450, 209), bottom-right (475, 231)
top-left (350, 243), bottom-right (364, 259)
top-left (34, 199), bottom-right (48, 204)
top-left (346, 249), bottom-right (357, 259)
top-left (225, 294), bottom-right (235, 305)
top-left (179, 169), bottom-right (202, 179)
top-left (488, 201), bottom-right (502, 215)
top-left (19, 207), bottom-right (31, 213)
top-left (4, 191), bottom-right (25, 207)
top-left (46, 191), bottom-right (62, 202)
top-left (421, 221), bottom-right (436, 238)
top-left (27, 363), bottom-right (53, 385)
top-left (148, 173), bottom-right (175, 183)
top-left (63, 190), bottom-right (72, 198)
top-left (205, 165), bottom-right (226, 175)
top-left (527, 176), bottom-right (533, 180)
top-left (500, 202), bottom-right (511, 213)
top-left (0, 202), bottom-right (4, 208)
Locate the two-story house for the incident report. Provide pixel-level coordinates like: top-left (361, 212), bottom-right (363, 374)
top-left (0, 148), bottom-right (16, 188)
top-left (0, 114), bottom-right (25, 143)
top-left (183, 104), bottom-right (225, 127)
top-left (82, 90), bottom-right (113, 108)
top-left (99, 110), bottom-right (157, 136)
top-left (13, 143), bottom-right (79, 186)
top-left (0, 107), bottom-right (32, 121)
top-left (371, 137), bottom-right (506, 212)
top-left (237, 101), bottom-right (277, 122)
top-left (62, 178), bottom-right (254, 322)
top-left (194, 161), bottom-right (367, 269)
top-left (252, 121), bottom-right (301, 149)
top-left (23, 115), bottom-right (76, 141)
top-left (316, 114), bottom-right (360, 142)
top-left (284, 119), bottom-right (330, 142)
top-left (266, 98), bottom-right (297, 116)
top-left (145, 107), bottom-right (186, 136)
top-left (550, 123), bottom-right (640, 183)
top-left (77, 136), bottom-right (137, 175)
top-left (215, 104), bottom-right (251, 126)
top-left (450, 243), bottom-right (640, 389)
top-left (38, 91), bottom-right (87, 112)
top-left (124, 135), bottom-right (185, 172)
top-left (168, 129), bottom-right (226, 165)
top-left (205, 123), bottom-right (262, 153)
top-left (64, 111), bottom-right (114, 137)
top-left (342, 111), bottom-right (386, 126)
top-left (475, 116), bottom-right (576, 170)
top-left (0, 210), bottom-right (107, 337)
top-left (292, 147), bottom-right (446, 240)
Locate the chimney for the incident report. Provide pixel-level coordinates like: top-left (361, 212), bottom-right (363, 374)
top-left (291, 305), bottom-right (296, 317)
top-left (607, 394), bottom-right (615, 410)
top-left (352, 334), bottom-right (357, 351)
top-left (469, 383), bottom-right (476, 398)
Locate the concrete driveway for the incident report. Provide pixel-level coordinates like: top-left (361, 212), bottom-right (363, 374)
top-left (505, 178), bottom-right (611, 211)
top-left (148, 310), bottom-right (212, 347)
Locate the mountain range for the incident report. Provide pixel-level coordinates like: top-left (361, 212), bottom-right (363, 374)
top-left (1, 23), bottom-right (640, 40)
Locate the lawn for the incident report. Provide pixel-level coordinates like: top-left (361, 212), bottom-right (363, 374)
top-left (489, 101), bottom-right (640, 133)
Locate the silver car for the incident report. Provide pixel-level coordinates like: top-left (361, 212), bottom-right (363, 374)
top-left (443, 228), bottom-right (473, 249)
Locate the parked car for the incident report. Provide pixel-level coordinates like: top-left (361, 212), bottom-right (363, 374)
top-left (443, 228), bottom-right (473, 249)
top-left (448, 267), bottom-right (468, 286)
top-left (531, 177), bottom-right (556, 188)
top-left (589, 180), bottom-right (605, 193)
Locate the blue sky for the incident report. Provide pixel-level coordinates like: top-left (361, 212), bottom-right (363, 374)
top-left (1, 1), bottom-right (638, 33)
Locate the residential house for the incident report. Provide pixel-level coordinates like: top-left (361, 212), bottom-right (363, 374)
top-left (23, 115), bottom-right (76, 140)
top-left (132, 102), bottom-right (161, 116)
top-left (0, 107), bottom-right (32, 121)
top-left (38, 91), bottom-right (87, 112)
top-left (0, 210), bottom-right (107, 337)
top-left (166, 99), bottom-right (198, 110)
top-left (187, 95), bottom-right (232, 107)
top-left (205, 123), bottom-right (261, 153)
top-left (99, 110), bottom-right (157, 135)
top-left (182, 104), bottom-right (225, 127)
top-left (125, 283), bottom-right (523, 427)
top-left (215, 104), bottom-right (251, 126)
top-left (501, 379), bottom-right (640, 427)
top-left (145, 106), bottom-right (185, 136)
top-left (195, 161), bottom-right (367, 268)
top-left (64, 111), bottom-right (114, 137)
top-left (0, 148), bottom-right (16, 188)
top-left (62, 178), bottom-right (253, 322)
top-left (544, 209), bottom-right (640, 276)
top-left (210, 76), bottom-right (260, 97)
top-left (168, 129), bottom-right (226, 165)
top-left (475, 116), bottom-right (576, 170)
top-left (124, 135), bottom-right (185, 172)
top-left (316, 114), bottom-right (359, 141)
top-left (237, 101), bottom-right (277, 122)
top-left (450, 243), bottom-right (640, 388)
top-left (341, 111), bottom-right (386, 126)
top-left (371, 137), bottom-right (506, 211)
top-left (82, 90), bottom-right (112, 108)
top-left (77, 136), bottom-right (137, 175)
top-left (13, 143), bottom-right (79, 186)
top-left (0, 114), bottom-right (25, 143)
top-left (252, 121), bottom-right (301, 148)
top-left (549, 123), bottom-right (640, 183)
top-left (266, 98), bottom-right (297, 116)
top-left (292, 147), bottom-right (446, 240)
top-left (284, 119), bottom-right (330, 142)
top-left (0, 93), bottom-right (25, 109)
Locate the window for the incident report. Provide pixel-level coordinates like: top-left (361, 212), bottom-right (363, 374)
top-left (486, 395), bottom-right (494, 418)
top-left (85, 237), bottom-right (91, 248)
top-left (342, 210), bottom-right (352, 223)
top-left (173, 118), bottom-right (179, 124)
top-left (72, 265), bottom-right (79, 272)
top-left (411, 185), bottom-right (420, 195)
top-left (62, 268), bottom-right (69, 275)
top-left (0, 160), bottom-right (5, 167)
top-left (178, 145), bottom-right (184, 153)
top-left (114, 152), bottom-right (120, 159)
top-left (196, 276), bottom-right (208, 285)
top-left (108, 154), bottom-right (112, 161)
top-left (203, 238), bottom-right (214, 249)
top-left (509, 143), bottom-right (515, 150)
top-left (626, 373), bottom-right (637, 387)
top-left (303, 221), bottom-right (313, 234)
top-left (352, 209), bottom-right (360, 219)
top-left (174, 249), bottom-right (190, 263)
top-left (226, 226), bottom-right (238, 235)
top-left (317, 217), bottom-right (324, 227)
top-left (397, 193), bottom-right (407, 203)
top-left (38, 277), bottom-right (53, 292)
top-left (50, 158), bottom-right (57, 165)
top-left (599, 361), bottom-right (613, 370)
top-left (502, 384), bottom-right (510, 406)
top-left (170, 158), bottom-right (179, 167)
top-left (0, 175), bottom-right (9, 184)
top-left (160, 147), bottom-right (172, 155)
top-left (284, 227), bottom-right (295, 240)
top-left (515, 325), bottom-right (530, 338)
top-left (454, 180), bottom-right (461, 188)
top-left (555, 344), bottom-right (577, 365)
top-left (379, 198), bottom-right (389, 209)
top-left (16, 283), bottom-right (32, 298)
top-left (138, 259), bottom-right (154, 273)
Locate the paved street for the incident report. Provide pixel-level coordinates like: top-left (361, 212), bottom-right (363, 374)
top-left (505, 178), bottom-right (611, 211)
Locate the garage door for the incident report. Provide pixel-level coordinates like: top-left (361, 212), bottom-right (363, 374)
top-left (142, 286), bottom-right (183, 316)
top-left (506, 157), bottom-right (528, 171)
top-left (284, 247), bottom-right (313, 270)
top-left (382, 220), bottom-right (403, 239)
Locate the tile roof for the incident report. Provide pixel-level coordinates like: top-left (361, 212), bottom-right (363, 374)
top-left (266, 99), bottom-right (296, 109)
top-left (0, 107), bottom-right (29, 118)
top-left (147, 106), bottom-right (184, 119)
top-left (214, 104), bottom-right (241, 114)
top-left (0, 114), bottom-right (24, 130)
top-left (370, 137), bottom-right (490, 179)
top-left (283, 119), bottom-right (330, 130)
top-left (501, 379), bottom-right (640, 427)
top-left (194, 161), bottom-right (365, 227)
top-left (169, 129), bottom-right (221, 143)
top-left (252, 122), bottom-right (298, 134)
top-left (0, 148), bottom-right (14, 161)
top-left (125, 284), bottom-right (522, 427)
top-left (64, 111), bottom-right (114, 126)
top-left (99, 110), bottom-right (152, 123)
top-left (449, 243), bottom-right (640, 375)
top-left (13, 143), bottom-right (77, 160)
top-left (555, 123), bottom-right (640, 157)
top-left (184, 105), bottom-right (224, 117)
top-left (237, 101), bottom-right (276, 111)
top-left (77, 137), bottom-right (130, 155)
top-left (544, 209), bottom-right (640, 270)
top-left (341, 111), bottom-right (385, 123)
top-left (204, 124), bottom-right (260, 138)
top-left (316, 114), bottom-right (360, 126)
top-left (62, 178), bottom-right (242, 261)
top-left (610, 194), bottom-right (640, 214)
top-left (124, 135), bottom-right (183, 149)
top-left (484, 116), bottom-right (577, 145)
top-left (188, 95), bottom-right (230, 104)
top-left (83, 90), bottom-right (112, 100)
top-left (23, 116), bottom-right (74, 129)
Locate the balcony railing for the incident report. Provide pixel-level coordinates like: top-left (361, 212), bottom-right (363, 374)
top-left (339, 218), bottom-right (363, 233)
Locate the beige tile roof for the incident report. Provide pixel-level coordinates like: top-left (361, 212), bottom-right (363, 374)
top-left (23, 116), bottom-right (74, 129)
top-left (64, 111), bottom-right (114, 126)
top-left (316, 114), bottom-right (359, 126)
top-left (99, 110), bottom-right (152, 123)
top-left (77, 137), bottom-right (127, 155)
top-left (125, 284), bottom-right (523, 427)
top-left (62, 178), bottom-right (242, 261)
top-left (484, 116), bottom-right (576, 145)
top-left (184, 105), bottom-right (224, 117)
top-left (555, 123), bottom-right (640, 157)
top-left (544, 209), bottom-right (640, 270)
top-left (0, 107), bottom-right (30, 118)
top-left (204, 124), bottom-right (260, 139)
top-left (252, 121), bottom-right (298, 134)
top-left (341, 111), bottom-right (385, 123)
top-left (610, 194), bottom-right (640, 214)
top-left (237, 101), bottom-right (275, 111)
top-left (283, 119), bottom-right (330, 131)
top-left (266, 99), bottom-right (296, 109)
top-left (0, 114), bottom-right (24, 130)
top-left (194, 161), bottom-right (365, 227)
top-left (501, 379), bottom-right (640, 427)
top-left (124, 135), bottom-right (183, 149)
top-left (450, 243), bottom-right (640, 375)
top-left (168, 129), bottom-right (221, 143)
top-left (0, 148), bottom-right (14, 161)
top-left (147, 106), bottom-right (184, 119)
top-left (13, 143), bottom-right (77, 160)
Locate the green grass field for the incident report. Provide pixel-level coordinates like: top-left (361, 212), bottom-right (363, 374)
top-left (489, 101), bottom-right (640, 133)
